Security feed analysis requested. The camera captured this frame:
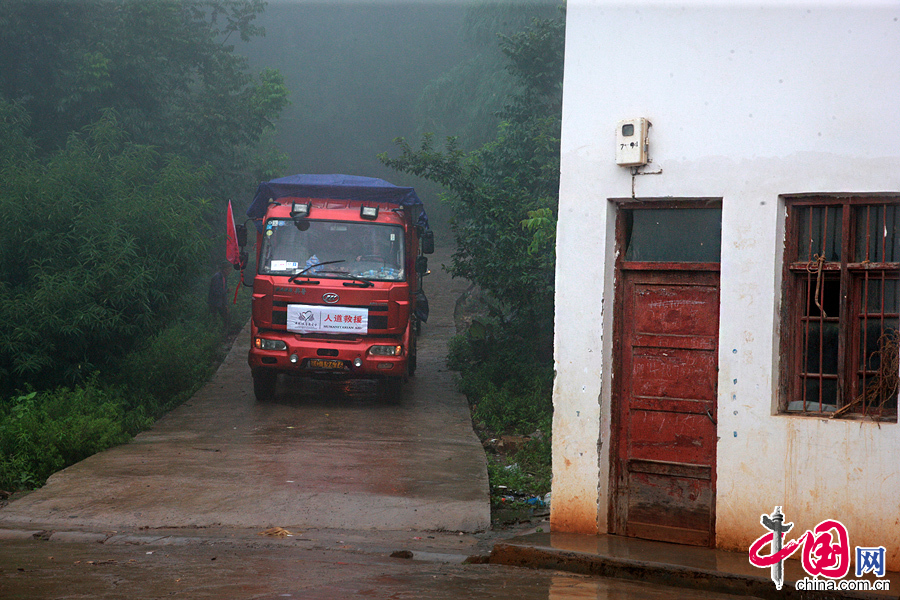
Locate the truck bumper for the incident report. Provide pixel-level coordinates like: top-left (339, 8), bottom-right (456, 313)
top-left (248, 327), bottom-right (408, 380)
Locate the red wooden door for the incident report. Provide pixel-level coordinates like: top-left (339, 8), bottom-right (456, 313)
top-left (612, 268), bottom-right (720, 547)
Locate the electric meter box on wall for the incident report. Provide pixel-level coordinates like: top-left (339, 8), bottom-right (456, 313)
top-left (616, 118), bottom-right (650, 167)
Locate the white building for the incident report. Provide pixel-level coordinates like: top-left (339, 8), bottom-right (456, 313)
top-left (552, 0), bottom-right (900, 571)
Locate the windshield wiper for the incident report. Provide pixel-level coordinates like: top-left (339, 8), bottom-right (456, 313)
top-left (288, 260), bottom-right (345, 283)
top-left (342, 276), bottom-right (374, 288)
top-left (313, 270), bottom-right (374, 288)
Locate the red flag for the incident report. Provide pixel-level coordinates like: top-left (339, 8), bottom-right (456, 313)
top-left (226, 200), bottom-right (240, 266)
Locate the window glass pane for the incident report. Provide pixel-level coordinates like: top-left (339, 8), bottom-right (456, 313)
top-left (796, 206), bottom-right (842, 262)
top-left (855, 205), bottom-right (899, 263)
top-left (786, 199), bottom-right (899, 417)
top-left (804, 277), bottom-right (841, 318)
top-left (857, 377), bottom-right (898, 411)
top-left (858, 320), bottom-right (898, 372)
top-left (864, 277), bottom-right (899, 313)
top-left (857, 324), bottom-right (899, 413)
top-left (798, 378), bottom-right (837, 412)
top-left (258, 220), bottom-right (406, 281)
top-left (624, 208), bottom-right (721, 262)
top-left (804, 321), bottom-right (839, 374)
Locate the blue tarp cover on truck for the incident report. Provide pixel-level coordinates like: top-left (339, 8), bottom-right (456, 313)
top-left (247, 174), bottom-right (428, 232)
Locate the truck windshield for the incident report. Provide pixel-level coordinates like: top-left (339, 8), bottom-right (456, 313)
top-left (259, 219), bottom-right (406, 282)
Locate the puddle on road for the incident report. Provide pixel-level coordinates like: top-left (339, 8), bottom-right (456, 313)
top-left (0, 538), bottom-right (761, 600)
top-left (273, 568), bottom-right (760, 600)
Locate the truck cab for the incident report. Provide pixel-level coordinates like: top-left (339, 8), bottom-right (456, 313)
top-left (242, 175), bottom-right (433, 402)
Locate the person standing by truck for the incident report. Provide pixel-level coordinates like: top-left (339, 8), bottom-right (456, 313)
top-left (207, 261), bottom-right (230, 329)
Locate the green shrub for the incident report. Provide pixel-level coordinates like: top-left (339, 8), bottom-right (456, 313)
top-left (448, 319), bottom-right (554, 504)
top-left (487, 418), bottom-right (552, 501)
top-left (469, 378), bottom-right (551, 435)
top-left (0, 108), bottom-right (213, 394)
top-left (449, 321), bottom-right (553, 435)
top-left (119, 317), bottom-right (222, 412)
top-left (0, 307), bottom-right (239, 492)
top-left (0, 382), bottom-right (147, 490)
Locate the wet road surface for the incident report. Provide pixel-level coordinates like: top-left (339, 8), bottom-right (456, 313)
top-left (0, 527), bottom-right (762, 599)
top-left (0, 243), bottom-right (765, 598)
top-left (0, 244), bottom-right (488, 534)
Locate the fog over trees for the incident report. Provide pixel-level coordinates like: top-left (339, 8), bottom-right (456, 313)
top-left (0, 0), bottom-right (291, 488)
top-left (243, 0), bottom-right (559, 224)
top-left (0, 0), bottom-right (563, 491)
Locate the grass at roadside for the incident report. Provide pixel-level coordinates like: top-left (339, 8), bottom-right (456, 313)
top-left (482, 423), bottom-right (552, 519)
top-left (0, 290), bottom-right (250, 493)
top-left (448, 326), bottom-right (553, 525)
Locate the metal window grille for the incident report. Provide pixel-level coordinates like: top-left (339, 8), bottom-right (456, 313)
top-left (785, 199), bottom-right (898, 419)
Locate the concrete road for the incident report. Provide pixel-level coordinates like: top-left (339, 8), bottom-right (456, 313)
top-left (0, 243), bottom-right (766, 599)
top-left (0, 526), bottom-right (761, 599)
top-left (0, 244), bottom-right (488, 534)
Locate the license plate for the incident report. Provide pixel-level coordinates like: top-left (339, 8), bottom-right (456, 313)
top-left (307, 359), bottom-right (345, 370)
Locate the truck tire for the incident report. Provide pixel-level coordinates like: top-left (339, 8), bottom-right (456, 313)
top-left (408, 334), bottom-right (417, 377)
top-left (378, 377), bottom-right (403, 403)
top-left (253, 369), bottom-right (277, 402)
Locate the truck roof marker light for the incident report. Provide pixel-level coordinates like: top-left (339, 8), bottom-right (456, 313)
top-left (291, 201), bottom-right (311, 219)
top-left (360, 205), bottom-right (379, 220)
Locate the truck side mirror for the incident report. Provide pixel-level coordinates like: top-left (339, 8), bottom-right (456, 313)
top-left (236, 223), bottom-right (248, 247)
top-left (421, 230), bottom-right (434, 255)
top-left (415, 256), bottom-right (428, 274)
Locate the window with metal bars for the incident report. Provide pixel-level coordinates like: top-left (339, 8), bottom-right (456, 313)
top-left (781, 197), bottom-right (899, 420)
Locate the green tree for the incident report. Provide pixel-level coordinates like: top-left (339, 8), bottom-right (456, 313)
top-left (384, 11), bottom-right (564, 502)
top-left (381, 10), bottom-right (565, 367)
top-left (0, 105), bottom-right (212, 392)
top-left (0, 2), bottom-right (287, 484)
top-left (413, 1), bottom-right (559, 150)
top-left (0, 0), bottom-right (288, 199)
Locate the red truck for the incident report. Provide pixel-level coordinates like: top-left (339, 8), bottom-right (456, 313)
top-left (240, 174), bottom-right (433, 402)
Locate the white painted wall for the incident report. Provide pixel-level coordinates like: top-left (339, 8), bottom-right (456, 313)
top-left (553, 0), bottom-right (900, 568)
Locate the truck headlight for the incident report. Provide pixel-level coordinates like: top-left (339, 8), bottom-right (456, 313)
top-left (255, 338), bottom-right (287, 351)
top-left (368, 345), bottom-right (402, 356)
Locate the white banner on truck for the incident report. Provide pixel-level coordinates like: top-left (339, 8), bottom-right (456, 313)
top-left (286, 304), bottom-right (368, 334)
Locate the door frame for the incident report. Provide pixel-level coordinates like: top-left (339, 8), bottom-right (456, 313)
top-left (607, 198), bottom-right (722, 545)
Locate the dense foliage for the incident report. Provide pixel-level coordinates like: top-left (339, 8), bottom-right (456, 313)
top-left (0, 0), bottom-right (283, 490)
top-left (0, 0), bottom-right (289, 197)
top-left (0, 105), bottom-right (237, 489)
top-left (413, 0), bottom-right (559, 150)
top-left (383, 9), bottom-right (565, 504)
top-left (0, 106), bottom-right (211, 390)
top-left (382, 11), bottom-right (564, 369)
top-left (0, 384), bottom-right (144, 490)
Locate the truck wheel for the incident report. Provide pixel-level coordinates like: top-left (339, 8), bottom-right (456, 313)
top-left (378, 377), bottom-right (403, 403)
top-left (253, 370), bottom-right (277, 402)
